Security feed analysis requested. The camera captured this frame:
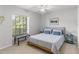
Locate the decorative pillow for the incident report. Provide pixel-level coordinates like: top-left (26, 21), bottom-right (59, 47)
top-left (44, 31), bottom-right (50, 34)
top-left (53, 31), bottom-right (61, 35)
top-left (44, 28), bottom-right (52, 34)
top-left (52, 29), bottom-right (62, 35)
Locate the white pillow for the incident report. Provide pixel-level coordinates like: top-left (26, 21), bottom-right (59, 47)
top-left (44, 28), bottom-right (52, 34)
top-left (53, 29), bottom-right (63, 35)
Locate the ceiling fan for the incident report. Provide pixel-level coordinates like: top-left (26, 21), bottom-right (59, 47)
top-left (39, 5), bottom-right (52, 12)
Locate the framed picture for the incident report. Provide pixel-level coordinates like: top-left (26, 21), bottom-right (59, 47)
top-left (50, 17), bottom-right (59, 25)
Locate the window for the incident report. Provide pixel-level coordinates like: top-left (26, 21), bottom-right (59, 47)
top-left (27, 17), bottom-right (30, 34)
top-left (12, 16), bottom-right (27, 36)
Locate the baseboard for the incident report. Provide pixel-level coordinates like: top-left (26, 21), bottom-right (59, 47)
top-left (0, 43), bottom-right (12, 50)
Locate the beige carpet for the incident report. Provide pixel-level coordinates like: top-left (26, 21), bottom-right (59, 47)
top-left (0, 41), bottom-right (78, 54)
top-left (60, 43), bottom-right (78, 54)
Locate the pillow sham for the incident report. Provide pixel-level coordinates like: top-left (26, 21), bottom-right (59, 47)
top-left (52, 29), bottom-right (63, 35)
top-left (44, 28), bottom-right (52, 34)
top-left (53, 31), bottom-right (61, 35)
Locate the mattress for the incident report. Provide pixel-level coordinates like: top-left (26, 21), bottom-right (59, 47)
top-left (28, 33), bottom-right (65, 50)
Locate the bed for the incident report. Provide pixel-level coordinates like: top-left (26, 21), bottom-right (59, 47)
top-left (27, 27), bottom-right (65, 54)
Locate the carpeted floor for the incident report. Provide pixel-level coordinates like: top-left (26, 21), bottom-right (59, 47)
top-left (0, 41), bottom-right (78, 54)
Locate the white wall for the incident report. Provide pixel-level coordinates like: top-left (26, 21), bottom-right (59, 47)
top-left (77, 6), bottom-right (79, 51)
top-left (0, 6), bottom-right (12, 49)
top-left (41, 7), bottom-right (77, 36)
top-left (0, 5), bottom-right (41, 49)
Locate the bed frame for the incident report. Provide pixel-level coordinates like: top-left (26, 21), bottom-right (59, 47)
top-left (27, 27), bottom-right (65, 54)
top-left (27, 41), bottom-right (53, 54)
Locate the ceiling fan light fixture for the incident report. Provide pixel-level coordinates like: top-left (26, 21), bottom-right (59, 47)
top-left (40, 8), bottom-right (45, 12)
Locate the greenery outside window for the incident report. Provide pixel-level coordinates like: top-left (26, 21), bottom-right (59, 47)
top-left (12, 16), bottom-right (27, 36)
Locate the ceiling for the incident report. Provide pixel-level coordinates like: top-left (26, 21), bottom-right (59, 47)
top-left (17, 5), bottom-right (77, 14)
